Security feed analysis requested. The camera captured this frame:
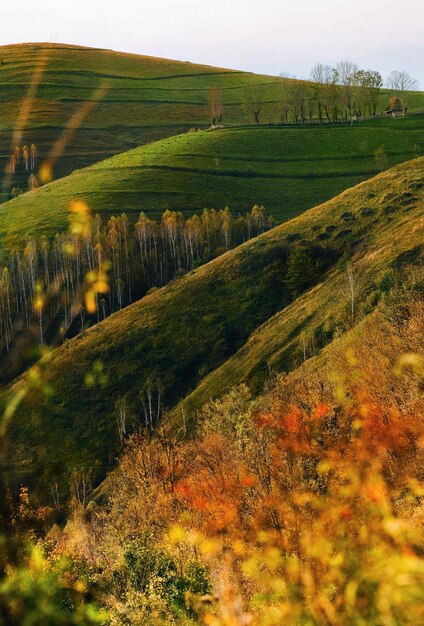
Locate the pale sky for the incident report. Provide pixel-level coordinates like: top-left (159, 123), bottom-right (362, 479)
top-left (1, 0), bottom-right (423, 86)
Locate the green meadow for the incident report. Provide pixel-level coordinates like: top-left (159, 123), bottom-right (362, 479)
top-left (1, 42), bottom-right (423, 201)
top-left (1, 116), bottom-right (424, 248)
top-left (0, 42), bottom-right (287, 187)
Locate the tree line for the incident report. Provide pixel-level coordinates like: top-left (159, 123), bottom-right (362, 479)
top-left (208, 63), bottom-right (418, 126)
top-left (6, 143), bottom-right (39, 198)
top-left (0, 205), bottom-right (273, 364)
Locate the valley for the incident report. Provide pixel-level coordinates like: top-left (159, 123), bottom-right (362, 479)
top-left (0, 37), bottom-right (423, 626)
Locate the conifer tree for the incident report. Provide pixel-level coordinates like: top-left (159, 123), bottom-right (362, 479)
top-left (285, 249), bottom-right (316, 296)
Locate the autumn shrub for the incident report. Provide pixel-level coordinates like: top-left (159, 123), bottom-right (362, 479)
top-left (167, 376), bottom-right (423, 625)
top-left (35, 276), bottom-right (424, 624)
top-left (0, 544), bottom-right (107, 626)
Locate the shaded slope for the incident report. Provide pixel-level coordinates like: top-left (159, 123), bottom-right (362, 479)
top-left (174, 200), bottom-right (423, 423)
top-left (1, 117), bottom-right (424, 249)
top-left (3, 158), bottom-right (423, 494)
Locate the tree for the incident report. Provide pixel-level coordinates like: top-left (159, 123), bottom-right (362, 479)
top-left (22, 145), bottom-right (29, 171)
top-left (310, 63), bottom-right (332, 123)
top-left (326, 76), bottom-right (342, 122)
top-left (242, 84), bottom-right (264, 124)
top-left (247, 205), bottom-right (267, 236)
top-left (30, 143), bottom-right (37, 170)
top-left (335, 60), bottom-right (359, 119)
top-left (386, 70), bottom-right (418, 115)
top-left (220, 207), bottom-right (233, 249)
top-left (208, 88), bottom-right (223, 126)
top-left (28, 173), bottom-right (38, 190)
top-left (115, 396), bottom-right (129, 445)
top-left (139, 377), bottom-right (165, 429)
top-left (284, 249), bottom-right (316, 295)
top-left (288, 80), bottom-right (309, 125)
top-left (278, 83), bottom-right (291, 123)
top-left (356, 70), bottom-right (383, 116)
top-left (71, 468), bottom-right (93, 508)
top-left (33, 281), bottom-right (45, 345)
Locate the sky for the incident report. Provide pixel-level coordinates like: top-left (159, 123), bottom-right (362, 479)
top-left (1, 0), bottom-right (423, 86)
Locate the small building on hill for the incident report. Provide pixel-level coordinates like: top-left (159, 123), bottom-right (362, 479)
top-left (384, 96), bottom-right (406, 117)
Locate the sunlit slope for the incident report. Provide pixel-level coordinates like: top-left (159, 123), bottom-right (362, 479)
top-left (1, 118), bottom-right (424, 249)
top-left (1, 42), bottom-right (423, 200)
top-left (0, 42), bottom-right (288, 188)
top-left (4, 158), bottom-right (423, 490)
top-left (174, 193), bottom-right (423, 422)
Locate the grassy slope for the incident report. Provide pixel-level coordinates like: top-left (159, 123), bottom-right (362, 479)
top-left (1, 117), bottom-right (424, 249)
top-left (5, 158), bottom-right (423, 490)
top-left (174, 182), bottom-right (424, 423)
top-left (0, 42), bottom-right (290, 190)
top-left (1, 42), bottom-right (423, 199)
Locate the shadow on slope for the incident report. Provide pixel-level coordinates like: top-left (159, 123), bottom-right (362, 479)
top-left (3, 158), bottom-right (423, 500)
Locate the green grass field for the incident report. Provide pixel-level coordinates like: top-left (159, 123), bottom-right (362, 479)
top-left (0, 42), bottom-right (289, 190)
top-left (4, 158), bottom-right (423, 494)
top-left (1, 117), bottom-right (424, 249)
top-left (1, 42), bottom-right (424, 500)
top-left (1, 42), bottom-right (423, 200)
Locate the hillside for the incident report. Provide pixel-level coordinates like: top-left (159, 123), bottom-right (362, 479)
top-left (62, 281), bottom-right (423, 625)
top-left (4, 157), bottom-right (423, 496)
top-left (1, 42), bottom-right (423, 204)
top-left (173, 194), bottom-right (423, 423)
top-left (1, 117), bottom-right (424, 249)
top-left (0, 42), bottom-right (288, 195)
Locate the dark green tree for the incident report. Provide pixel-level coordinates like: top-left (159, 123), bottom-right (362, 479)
top-left (284, 249), bottom-right (316, 296)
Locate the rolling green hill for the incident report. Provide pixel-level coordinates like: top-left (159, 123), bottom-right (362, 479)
top-left (4, 158), bottom-right (423, 497)
top-left (0, 42), bottom-right (288, 193)
top-left (1, 117), bottom-right (424, 249)
top-left (1, 42), bottom-right (423, 204)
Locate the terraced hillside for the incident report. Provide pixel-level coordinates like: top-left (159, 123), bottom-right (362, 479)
top-left (4, 158), bottom-right (423, 495)
top-left (0, 42), bottom-right (288, 193)
top-left (1, 42), bottom-right (423, 203)
top-left (1, 117), bottom-right (424, 248)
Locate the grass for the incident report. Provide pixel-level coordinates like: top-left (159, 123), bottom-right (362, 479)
top-left (1, 117), bottom-right (424, 249)
top-left (173, 196), bottom-right (424, 423)
top-left (4, 157), bottom-right (423, 495)
top-left (1, 42), bottom-right (423, 202)
top-left (0, 42), bottom-right (291, 192)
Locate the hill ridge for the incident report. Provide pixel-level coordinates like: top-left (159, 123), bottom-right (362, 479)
top-left (3, 157), bottom-right (423, 497)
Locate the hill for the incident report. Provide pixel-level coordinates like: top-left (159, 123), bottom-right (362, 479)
top-left (1, 117), bottom-right (424, 249)
top-left (173, 193), bottom-right (423, 423)
top-left (0, 42), bottom-right (288, 196)
top-left (1, 42), bottom-right (423, 203)
top-left (70, 284), bottom-right (424, 625)
top-left (3, 157), bottom-right (423, 497)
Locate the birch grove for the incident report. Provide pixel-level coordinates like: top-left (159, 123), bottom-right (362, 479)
top-left (0, 205), bottom-right (272, 360)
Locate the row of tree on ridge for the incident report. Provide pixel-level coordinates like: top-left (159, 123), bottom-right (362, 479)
top-left (209, 63), bottom-right (418, 125)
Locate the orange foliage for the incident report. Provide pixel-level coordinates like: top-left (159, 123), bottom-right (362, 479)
top-left (53, 297), bottom-right (423, 624)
